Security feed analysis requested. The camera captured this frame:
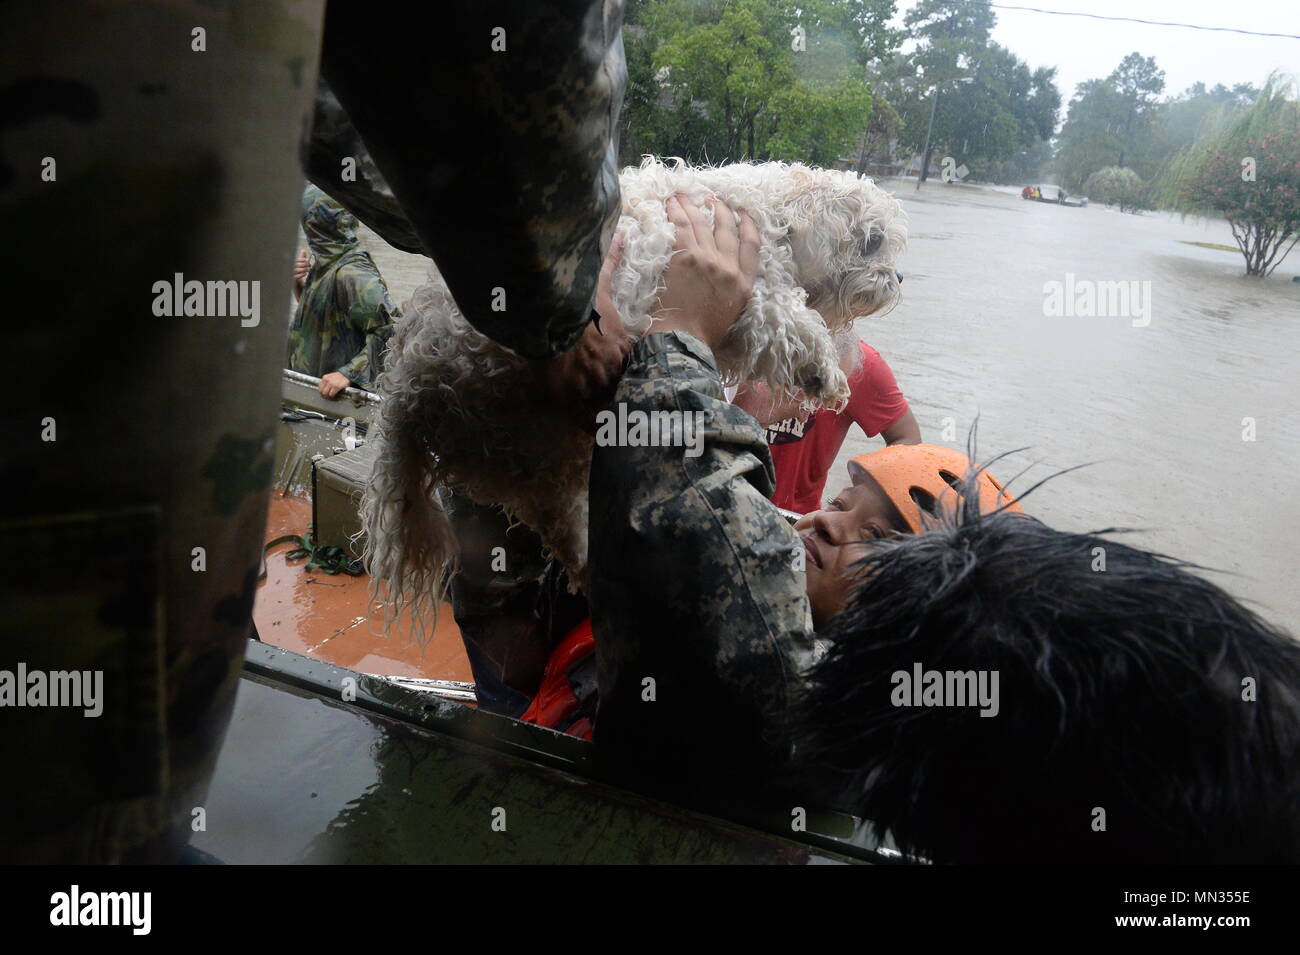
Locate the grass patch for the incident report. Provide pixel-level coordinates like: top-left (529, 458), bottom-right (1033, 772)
top-left (1179, 240), bottom-right (1239, 253)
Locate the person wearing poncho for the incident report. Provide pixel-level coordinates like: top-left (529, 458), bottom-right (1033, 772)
top-left (288, 184), bottom-right (398, 396)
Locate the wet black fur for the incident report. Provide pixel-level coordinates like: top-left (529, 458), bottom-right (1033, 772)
top-left (789, 474), bottom-right (1300, 864)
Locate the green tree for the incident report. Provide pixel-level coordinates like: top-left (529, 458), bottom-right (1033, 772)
top-left (905, 0), bottom-right (995, 68)
top-left (797, 0), bottom-right (902, 66)
top-left (1055, 53), bottom-right (1166, 191)
top-left (879, 1), bottom-right (1057, 183)
top-left (852, 94), bottom-right (902, 175)
top-left (1110, 53), bottom-right (1166, 168)
top-left (1083, 166), bottom-right (1152, 213)
top-left (938, 44), bottom-right (1058, 180)
top-left (766, 71), bottom-right (873, 164)
top-left (1055, 78), bottom-right (1124, 190)
top-left (981, 138), bottom-right (1053, 184)
top-left (1165, 76), bottom-right (1300, 277)
top-left (620, 0), bottom-right (895, 166)
top-left (1160, 81), bottom-right (1259, 157)
top-left (896, 0), bottom-right (994, 180)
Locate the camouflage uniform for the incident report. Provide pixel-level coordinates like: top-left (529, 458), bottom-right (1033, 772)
top-left (316, 2), bottom-right (626, 358)
top-left (587, 332), bottom-right (819, 798)
top-left (3, 0), bottom-right (625, 863)
top-left (3, 0), bottom-right (327, 862)
top-left (288, 185), bottom-right (398, 391)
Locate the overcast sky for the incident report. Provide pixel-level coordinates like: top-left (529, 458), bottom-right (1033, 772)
top-left (893, 0), bottom-right (1300, 110)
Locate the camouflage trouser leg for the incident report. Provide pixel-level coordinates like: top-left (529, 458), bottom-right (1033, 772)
top-left (439, 487), bottom-right (586, 717)
top-left (2, 0), bottom-right (325, 862)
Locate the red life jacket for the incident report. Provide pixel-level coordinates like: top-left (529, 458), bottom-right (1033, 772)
top-left (519, 618), bottom-right (597, 740)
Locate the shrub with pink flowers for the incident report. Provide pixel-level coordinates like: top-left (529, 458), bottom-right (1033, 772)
top-left (1164, 76), bottom-right (1300, 277)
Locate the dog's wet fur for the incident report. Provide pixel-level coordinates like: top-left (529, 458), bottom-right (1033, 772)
top-left (362, 158), bottom-right (907, 636)
top-left (788, 475), bottom-right (1300, 864)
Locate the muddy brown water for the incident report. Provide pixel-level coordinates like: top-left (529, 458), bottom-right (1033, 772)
top-left (306, 180), bottom-right (1300, 632)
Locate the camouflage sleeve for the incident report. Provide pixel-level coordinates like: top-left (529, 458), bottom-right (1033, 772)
top-left (303, 79), bottom-right (424, 255)
top-left (334, 270), bottom-right (395, 386)
top-left (587, 331), bottom-right (817, 786)
top-left (319, 2), bottom-right (625, 359)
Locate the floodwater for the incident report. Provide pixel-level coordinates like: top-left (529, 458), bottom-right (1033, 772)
top-left (346, 180), bottom-right (1300, 632)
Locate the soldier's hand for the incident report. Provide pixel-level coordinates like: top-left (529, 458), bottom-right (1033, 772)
top-left (652, 193), bottom-right (760, 353)
top-left (319, 372), bottom-right (351, 399)
top-left (542, 232), bottom-right (633, 432)
top-left (293, 250), bottom-right (311, 300)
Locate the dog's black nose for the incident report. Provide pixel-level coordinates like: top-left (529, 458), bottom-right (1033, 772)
top-left (895, 271), bottom-right (904, 284)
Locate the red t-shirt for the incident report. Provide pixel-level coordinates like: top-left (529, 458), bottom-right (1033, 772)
top-left (761, 341), bottom-right (909, 514)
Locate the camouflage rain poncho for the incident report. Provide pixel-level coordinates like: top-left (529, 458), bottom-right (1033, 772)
top-left (287, 185), bottom-right (397, 390)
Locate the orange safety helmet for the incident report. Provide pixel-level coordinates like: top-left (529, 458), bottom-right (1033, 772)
top-left (848, 444), bottom-right (1023, 534)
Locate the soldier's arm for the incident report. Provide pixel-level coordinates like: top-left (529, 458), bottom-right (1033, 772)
top-left (303, 79), bottom-right (424, 255)
top-left (587, 331), bottom-right (817, 777)
top-left (318, 3), bottom-right (625, 359)
top-left (334, 272), bottom-right (396, 386)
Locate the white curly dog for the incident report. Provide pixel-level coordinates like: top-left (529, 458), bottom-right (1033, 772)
top-left (362, 158), bottom-right (907, 633)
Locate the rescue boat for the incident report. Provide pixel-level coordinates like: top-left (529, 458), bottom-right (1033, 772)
top-left (200, 370), bottom-right (900, 864)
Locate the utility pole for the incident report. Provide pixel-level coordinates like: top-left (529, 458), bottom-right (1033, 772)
top-left (917, 87), bottom-right (940, 190)
top-left (916, 67), bottom-right (974, 191)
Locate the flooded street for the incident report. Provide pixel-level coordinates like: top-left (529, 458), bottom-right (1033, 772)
top-left (836, 180), bottom-right (1300, 629)
top-left (348, 180), bottom-right (1300, 631)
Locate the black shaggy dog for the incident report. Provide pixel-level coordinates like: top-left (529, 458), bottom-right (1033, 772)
top-left (789, 485), bottom-right (1300, 864)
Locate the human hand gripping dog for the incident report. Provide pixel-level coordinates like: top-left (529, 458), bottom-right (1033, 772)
top-left (585, 193), bottom-right (809, 794)
top-left (541, 233), bottom-right (634, 431)
top-left (650, 193), bottom-right (761, 352)
top-left (543, 193), bottom-right (761, 428)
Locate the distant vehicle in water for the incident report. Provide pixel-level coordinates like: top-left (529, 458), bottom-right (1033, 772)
top-left (1021, 184), bottom-right (1087, 207)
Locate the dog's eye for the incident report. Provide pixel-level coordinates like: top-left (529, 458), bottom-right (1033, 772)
top-left (862, 232), bottom-right (884, 256)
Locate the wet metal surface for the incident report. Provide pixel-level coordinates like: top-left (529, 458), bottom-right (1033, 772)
top-left (275, 373), bottom-right (379, 492)
top-left (191, 667), bottom-right (859, 864)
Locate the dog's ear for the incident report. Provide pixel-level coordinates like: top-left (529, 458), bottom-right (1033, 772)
top-left (783, 174), bottom-right (877, 274)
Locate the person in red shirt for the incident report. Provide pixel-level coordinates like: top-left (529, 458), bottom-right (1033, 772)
top-left (733, 337), bottom-right (921, 514)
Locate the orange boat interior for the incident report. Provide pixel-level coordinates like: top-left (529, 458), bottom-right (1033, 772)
top-left (254, 493), bottom-right (474, 684)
